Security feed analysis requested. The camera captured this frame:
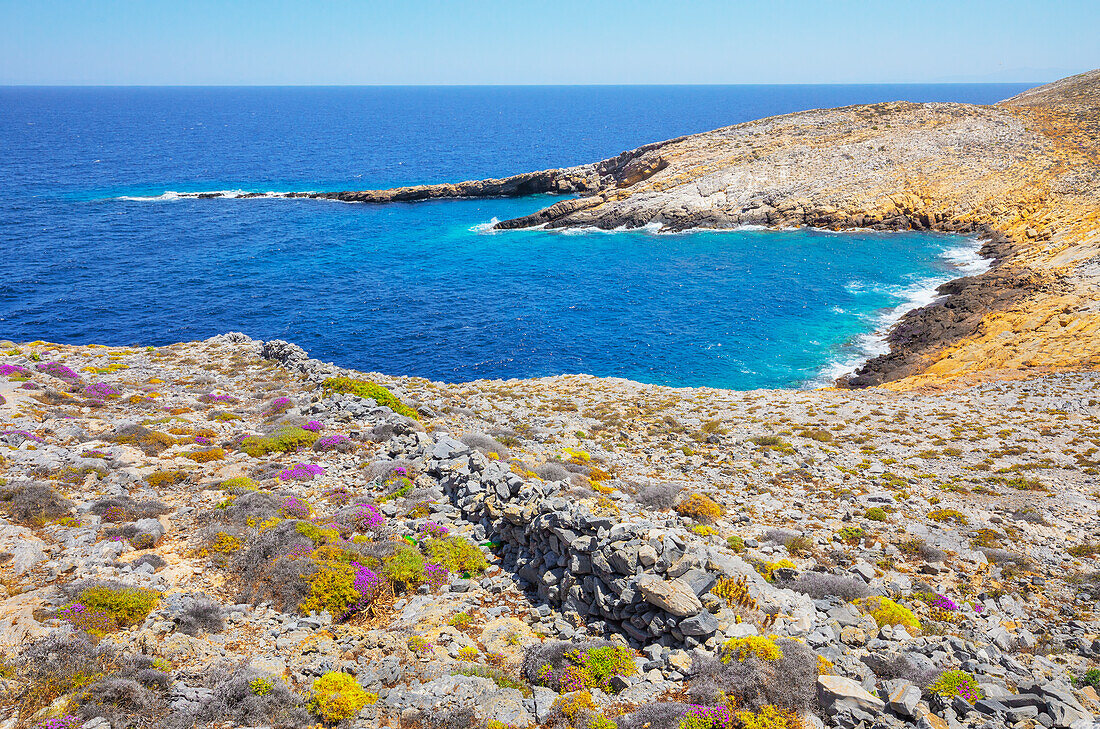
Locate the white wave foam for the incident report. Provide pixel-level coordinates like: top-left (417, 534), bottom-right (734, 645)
top-left (469, 217), bottom-right (501, 233)
top-left (809, 236), bottom-right (990, 388)
top-left (114, 189), bottom-right (310, 202)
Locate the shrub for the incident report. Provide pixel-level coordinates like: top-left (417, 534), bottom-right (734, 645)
top-left (720, 637), bottom-right (783, 663)
top-left (449, 612), bottom-right (473, 628)
top-left (927, 509), bottom-right (968, 525)
top-left (854, 596), bottom-right (920, 632)
top-left (313, 434), bottom-right (353, 453)
top-left (689, 638), bottom-right (817, 714)
top-left (422, 536), bottom-right (488, 575)
top-left (675, 493), bottom-right (723, 524)
top-left (193, 664), bottom-right (309, 728)
top-left (309, 672), bottom-right (370, 722)
top-left (147, 470), bottom-right (188, 488)
top-left (864, 507), bottom-right (888, 521)
top-left (174, 595), bottom-right (226, 636)
top-left (77, 676), bottom-right (164, 726)
top-left (69, 583), bottom-right (160, 629)
top-left (835, 526), bottom-right (866, 545)
top-left (0, 482), bottom-right (73, 525)
top-left (278, 463), bottom-right (325, 482)
top-left (103, 425), bottom-right (176, 455)
top-left (301, 560), bottom-right (360, 616)
top-left (219, 476), bottom-right (258, 492)
top-left (185, 447), bottom-right (226, 462)
top-left (536, 462), bottom-right (571, 481)
top-left (460, 433), bottom-right (510, 458)
top-left (322, 377), bottom-right (418, 419)
top-left (775, 572), bottom-right (870, 601)
top-left (382, 544), bottom-right (426, 588)
top-left (928, 670), bottom-right (982, 703)
top-left (523, 640), bottom-right (636, 693)
top-left (727, 535), bottom-right (746, 553)
top-left (617, 703), bottom-right (694, 729)
top-left (238, 425), bottom-right (315, 458)
top-left (860, 653), bottom-right (937, 687)
top-left (456, 646), bottom-right (479, 661)
top-left (89, 496), bottom-right (168, 521)
top-left (898, 538), bottom-right (946, 563)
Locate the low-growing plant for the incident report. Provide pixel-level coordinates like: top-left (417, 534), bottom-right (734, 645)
top-left (854, 595), bottom-right (920, 632)
top-left (928, 669), bottom-right (982, 703)
top-left (308, 671), bottom-right (370, 722)
top-left (675, 493), bottom-right (723, 524)
top-left (322, 377), bottom-right (418, 419)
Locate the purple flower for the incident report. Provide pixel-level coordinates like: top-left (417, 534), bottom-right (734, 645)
top-left (20, 381), bottom-right (39, 390)
top-left (313, 434), bottom-right (351, 452)
top-left (419, 521), bottom-right (449, 539)
top-left (36, 362), bottom-right (79, 380)
top-left (681, 705), bottom-right (735, 729)
top-left (303, 420), bottom-right (324, 432)
top-left (199, 393), bottom-right (239, 404)
top-left (932, 594), bottom-right (958, 611)
top-left (83, 382), bottom-right (121, 399)
top-left (352, 503), bottom-right (384, 531)
top-left (279, 496), bottom-right (311, 518)
top-left (194, 436), bottom-right (211, 445)
top-left (1, 429), bottom-right (44, 444)
top-left (278, 464), bottom-right (325, 482)
top-left (268, 397), bottom-right (293, 414)
top-left (425, 563), bottom-right (449, 591)
top-left (33, 716), bottom-right (83, 729)
top-left (393, 467), bottom-right (407, 476)
top-left (0, 364), bottom-right (31, 377)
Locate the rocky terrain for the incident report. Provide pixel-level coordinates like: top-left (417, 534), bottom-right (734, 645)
top-left (2, 334), bottom-right (1100, 729)
top-left (172, 69), bottom-right (1100, 388)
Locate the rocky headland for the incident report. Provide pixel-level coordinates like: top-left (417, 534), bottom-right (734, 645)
top-left (176, 69), bottom-right (1100, 389)
top-left (3, 335), bottom-right (1100, 729)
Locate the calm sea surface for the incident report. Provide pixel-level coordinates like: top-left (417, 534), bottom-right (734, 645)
top-left (0, 84), bottom-right (1034, 388)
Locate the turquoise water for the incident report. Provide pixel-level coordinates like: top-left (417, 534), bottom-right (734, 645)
top-left (0, 85), bottom-right (1021, 388)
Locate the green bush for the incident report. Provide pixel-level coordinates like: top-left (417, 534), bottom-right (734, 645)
top-left (75, 584), bottom-right (160, 628)
top-left (382, 544), bottom-right (425, 588)
top-left (864, 507), bottom-right (888, 521)
top-left (239, 426), bottom-right (314, 458)
top-left (301, 561), bottom-right (360, 616)
top-left (321, 377), bottom-right (418, 420)
top-left (422, 536), bottom-right (488, 574)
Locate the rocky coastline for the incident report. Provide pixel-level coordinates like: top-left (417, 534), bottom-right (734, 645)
top-left (182, 69), bottom-right (1100, 390)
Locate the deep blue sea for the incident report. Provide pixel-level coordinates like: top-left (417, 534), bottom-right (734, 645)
top-left (0, 84), bottom-right (1034, 389)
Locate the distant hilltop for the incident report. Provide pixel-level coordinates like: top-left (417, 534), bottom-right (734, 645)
top-left (185, 70), bottom-right (1100, 390)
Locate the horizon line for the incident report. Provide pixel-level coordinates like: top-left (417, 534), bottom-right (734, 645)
top-left (0, 80), bottom-right (1049, 89)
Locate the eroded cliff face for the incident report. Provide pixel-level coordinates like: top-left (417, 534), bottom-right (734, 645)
top-left (230, 71), bottom-right (1100, 388)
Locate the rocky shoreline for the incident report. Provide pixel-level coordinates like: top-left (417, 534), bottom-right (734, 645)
top-left (2, 335), bottom-right (1100, 728)
top-left (187, 69), bottom-right (1100, 390)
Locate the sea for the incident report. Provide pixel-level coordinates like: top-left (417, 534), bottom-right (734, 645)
top-left (0, 83), bottom-right (1035, 389)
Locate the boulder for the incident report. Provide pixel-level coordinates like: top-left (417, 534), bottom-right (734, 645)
top-left (818, 675), bottom-right (886, 716)
top-left (636, 575), bottom-right (702, 617)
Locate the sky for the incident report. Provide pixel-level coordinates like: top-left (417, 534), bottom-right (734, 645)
top-left (1, 0), bottom-right (1097, 85)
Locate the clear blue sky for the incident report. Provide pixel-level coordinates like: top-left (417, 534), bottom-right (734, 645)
top-left (2, 0), bottom-right (1096, 85)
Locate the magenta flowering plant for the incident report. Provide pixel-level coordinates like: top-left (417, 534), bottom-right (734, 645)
top-left (425, 563), bottom-right (449, 591)
top-left (199, 393), bottom-right (239, 404)
top-left (268, 396), bottom-right (293, 414)
top-left (419, 521), bottom-right (449, 539)
top-left (19, 381), bottom-right (39, 390)
top-left (351, 503), bottom-right (384, 531)
top-left (194, 436), bottom-right (211, 445)
top-left (33, 717), bottom-right (83, 729)
top-left (1, 429), bottom-right (44, 443)
top-left (313, 434), bottom-right (351, 452)
top-left (303, 420), bottom-right (324, 432)
top-left (0, 364), bottom-right (32, 377)
top-left (932, 594), bottom-right (958, 611)
top-left (278, 464), bottom-right (325, 482)
top-left (393, 466), bottom-right (407, 477)
top-left (36, 362), bottom-right (79, 381)
top-left (279, 496), bottom-right (311, 518)
top-left (83, 382), bottom-right (121, 399)
top-left (58, 603), bottom-right (115, 635)
top-left (286, 543), bottom-right (313, 559)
